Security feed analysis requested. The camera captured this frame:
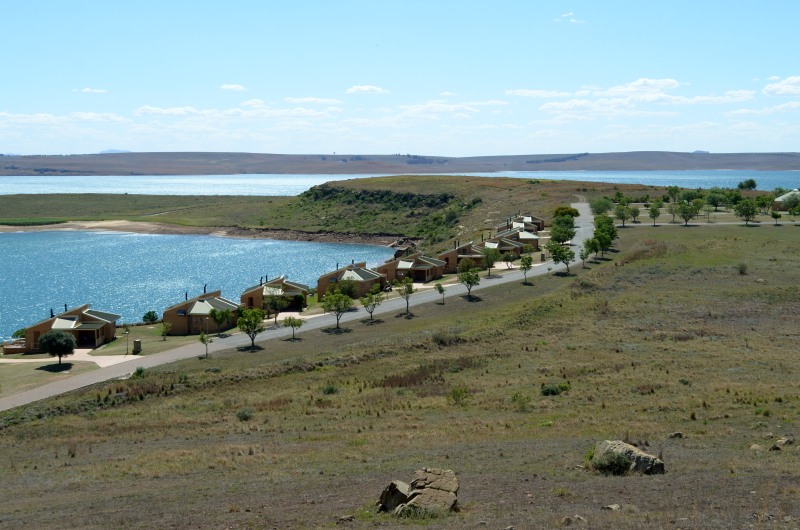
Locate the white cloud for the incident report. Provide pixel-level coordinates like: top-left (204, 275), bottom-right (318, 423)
top-left (241, 99), bottom-right (266, 108)
top-left (346, 85), bottom-right (390, 94)
top-left (135, 105), bottom-right (201, 116)
top-left (440, 91), bottom-right (458, 97)
top-left (727, 101), bottom-right (800, 116)
top-left (762, 76), bottom-right (800, 95)
top-left (284, 96), bottom-right (342, 104)
top-left (220, 84), bottom-right (246, 91)
top-left (76, 87), bottom-right (107, 94)
top-left (506, 89), bottom-right (571, 98)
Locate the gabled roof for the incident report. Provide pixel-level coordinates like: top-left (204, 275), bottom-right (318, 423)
top-left (776, 189), bottom-right (800, 202)
top-left (244, 275), bottom-right (311, 297)
top-left (51, 317), bottom-right (78, 330)
top-left (341, 267), bottom-right (383, 282)
top-left (187, 296), bottom-right (238, 316)
top-left (84, 309), bottom-right (122, 322)
top-left (24, 304), bottom-right (120, 331)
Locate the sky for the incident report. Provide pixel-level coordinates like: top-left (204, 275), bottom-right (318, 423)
top-left (2, 1), bottom-right (800, 157)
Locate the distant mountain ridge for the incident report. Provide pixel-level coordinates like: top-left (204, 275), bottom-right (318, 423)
top-left (1, 151), bottom-right (798, 176)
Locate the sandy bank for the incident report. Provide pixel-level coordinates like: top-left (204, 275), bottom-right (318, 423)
top-left (0, 220), bottom-right (403, 247)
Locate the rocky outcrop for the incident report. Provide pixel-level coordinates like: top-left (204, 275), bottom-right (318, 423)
top-left (377, 468), bottom-right (459, 516)
top-left (593, 440), bottom-right (665, 475)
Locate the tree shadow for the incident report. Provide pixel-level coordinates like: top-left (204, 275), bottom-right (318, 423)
top-left (361, 318), bottom-right (384, 325)
top-left (282, 337), bottom-right (303, 342)
top-left (36, 362), bottom-right (73, 373)
top-left (679, 224), bottom-right (700, 228)
top-left (236, 345), bottom-right (264, 352)
top-left (743, 224), bottom-right (762, 228)
top-left (554, 271), bottom-right (573, 277)
top-left (395, 312), bottom-right (415, 319)
top-left (521, 280), bottom-right (533, 286)
top-left (322, 327), bottom-right (352, 334)
top-left (462, 294), bottom-right (483, 302)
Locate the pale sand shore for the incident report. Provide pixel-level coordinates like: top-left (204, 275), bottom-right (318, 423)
top-left (0, 220), bottom-right (402, 247)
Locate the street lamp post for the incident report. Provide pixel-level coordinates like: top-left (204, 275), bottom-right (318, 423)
top-left (125, 330), bottom-right (129, 355)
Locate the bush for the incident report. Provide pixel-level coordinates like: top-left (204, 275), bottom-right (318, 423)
top-left (541, 382), bottom-right (571, 396)
top-left (236, 408), bottom-right (254, 422)
top-left (737, 262), bottom-right (748, 275)
top-left (447, 385), bottom-right (470, 405)
top-left (511, 392), bottom-right (532, 412)
top-left (321, 383), bottom-right (339, 395)
top-left (131, 367), bottom-right (146, 379)
top-left (592, 450), bottom-right (631, 476)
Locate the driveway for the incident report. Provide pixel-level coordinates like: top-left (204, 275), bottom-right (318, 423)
top-left (0, 202), bottom-right (592, 412)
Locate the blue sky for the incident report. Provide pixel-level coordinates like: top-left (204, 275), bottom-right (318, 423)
top-left (2, 1), bottom-right (800, 156)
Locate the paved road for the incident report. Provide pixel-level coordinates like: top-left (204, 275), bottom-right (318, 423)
top-left (0, 203), bottom-right (593, 412)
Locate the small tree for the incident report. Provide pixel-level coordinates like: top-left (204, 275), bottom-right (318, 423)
top-left (589, 197), bottom-right (613, 215)
top-left (734, 198), bottom-right (758, 226)
top-left (502, 252), bottom-right (514, 269)
top-left (458, 268), bottom-right (481, 300)
top-left (667, 202), bottom-right (678, 223)
top-left (264, 295), bottom-right (289, 324)
top-left (614, 204), bottom-right (631, 227)
top-left (584, 237), bottom-right (600, 260)
top-left (519, 254), bottom-right (533, 284)
top-left (199, 331), bottom-right (212, 359)
top-left (737, 178), bottom-right (757, 190)
top-left (142, 310), bottom-right (159, 324)
top-left (209, 307), bottom-right (232, 336)
top-left (322, 292), bottom-right (353, 329)
top-left (629, 205), bottom-right (640, 223)
top-left (38, 329), bottom-right (76, 365)
top-left (546, 241), bottom-right (575, 274)
top-left (702, 203), bottom-right (714, 222)
top-left (649, 204), bottom-right (661, 226)
top-left (434, 283), bottom-right (446, 304)
top-left (237, 308), bottom-right (266, 348)
top-left (359, 286), bottom-right (384, 322)
top-left (394, 277), bottom-right (415, 315)
top-left (551, 215), bottom-right (576, 244)
top-left (553, 205), bottom-right (580, 218)
top-left (282, 316), bottom-right (304, 340)
top-left (159, 321), bottom-right (172, 341)
top-left (676, 202), bottom-right (698, 226)
top-left (579, 246), bottom-right (591, 268)
top-left (12, 328), bottom-right (26, 339)
top-left (771, 211), bottom-right (782, 225)
top-left (481, 247), bottom-right (502, 277)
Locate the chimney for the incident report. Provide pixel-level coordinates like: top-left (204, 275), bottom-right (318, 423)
top-left (336, 262), bottom-right (339, 270)
top-left (50, 308), bottom-right (54, 318)
top-left (352, 259), bottom-right (354, 265)
top-left (265, 274), bottom-right (268, 281)
top-left (185, 291), bottom-right (188, 301)
top-left (203, 283), bottom-right (207, 294)
top-left (64, 303), bottom-right (68, 312)
top-left (260, 277), bottom-right (263, 286)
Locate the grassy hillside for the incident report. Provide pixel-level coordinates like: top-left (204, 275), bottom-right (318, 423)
top-left (1, 223), bottom-right (798, 528)
top-left (0, 176), bottom-right (662, 249)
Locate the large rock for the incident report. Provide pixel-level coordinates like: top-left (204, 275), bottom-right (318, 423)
top-left (593, 440), bottom-right (665, 475)
top-left (377, 468), bottom-right (459, 515)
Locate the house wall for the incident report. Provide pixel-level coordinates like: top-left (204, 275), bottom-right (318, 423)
top-left (22, 305), bottom-right (89, 353)
top-left (163, 290), bottom-right (224, 336)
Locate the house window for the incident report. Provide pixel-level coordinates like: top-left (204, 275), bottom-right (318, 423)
top-left (177, 310), bottom-right (186, 316)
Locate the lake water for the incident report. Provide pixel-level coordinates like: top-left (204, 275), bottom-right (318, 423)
top-left (0, 170), bottom-right (797, 195)
top-left (0, 231), bottom-right (395, 340)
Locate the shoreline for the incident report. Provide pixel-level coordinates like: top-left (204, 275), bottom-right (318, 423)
top-left (0, 220), bottom-right (404, 247)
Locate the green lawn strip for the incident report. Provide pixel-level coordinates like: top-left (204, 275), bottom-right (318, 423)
top-left (0, 362), bottom-right (98, 399)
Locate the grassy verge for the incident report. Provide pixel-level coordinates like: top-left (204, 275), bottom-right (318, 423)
top-left (0, 362), bottom-right (97, 399)
top-left (0, 222), bottom-right (798, 528)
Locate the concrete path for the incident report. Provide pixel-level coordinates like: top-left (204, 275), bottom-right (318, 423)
top-left (0, 348), bottom-right (139, 368)
top-left (0, 203), bottom-right (593, 412)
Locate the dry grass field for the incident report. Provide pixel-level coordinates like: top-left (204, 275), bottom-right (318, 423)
top-left (1, 221), bottom-right (798, 529)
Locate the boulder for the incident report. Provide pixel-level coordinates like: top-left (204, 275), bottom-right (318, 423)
top-left (593, 440), bottom-right (665, 475)
top-left (377, 468), bottom-right (459, 516)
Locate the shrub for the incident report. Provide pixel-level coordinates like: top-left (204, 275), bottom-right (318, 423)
top-left (447, 385), bottom-right (470, 405)
top-left (541, 382), bottom-right (571, 396)
top-left (592, 450), bottom-right (631, 476)
top-left (321, 383), bottom-right (339, 395)
top-left (236, 408), bottom-right (254, 422)
top-left (737, 262), bottom-right (748, 275)
top-left (511, 392), bottom-right (532, 412)
top-left (131, 367), bottom-right (146, 379)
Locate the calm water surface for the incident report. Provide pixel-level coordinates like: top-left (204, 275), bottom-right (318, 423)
top-left (0, 231), bottom-right (394, 340)
top-left (0, 170), bottom-right (797, 195)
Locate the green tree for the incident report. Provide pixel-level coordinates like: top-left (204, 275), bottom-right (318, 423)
top-left (209, 308), bottom-right (232, 336)
top-left (666, 202), bottom-right (678, 223)
top-left (359, 286), bottom-right (384, 322)
top-left (594, 214), bottom-right (618, 241)
top-left (553, 205), bottom-right (580, 218)
top-left (755, 195), bottom-right (772, 214)
top-left (159, 321), bottom-right (171, 341)
top-left (142, 310), bottom-right (159, 324)
top-left (649, 204), bottom-right (661, 226)
top-left (734, 198), bottom-right (758, 226)
top-left (628, 205), bottom-right (641, 223)
top-left (199, 331), bottom-right (212, 359)
top-left (502, 252), bottom-right (514, 269)
top-left (676, 202), bottom-right (698, 226)
top-left (771, 211), bottom-right (782, 225)
top-left (614, 204), bottom-right (631, 227)
top-left (264, 295), bottom-right (289, 324)
top-left (457, 257), bottom-right (476, 274)
top-left (701, 203), bottom-right (714, 222)
top-left (332, 278), bottom-right (358, 298)
top-left (546, 241), bottom-right (575, 274)
top-left (706, 191), bottom-right (725, 211)
top-left (482, 247), bottom-right (502, 277)
top-left (282, 316), bottom-right (304, 340)
top-left (737, 178), bottom-right (757, 190)
top-left (237, 308), bottom-right (266, 348)
top-left (589, 197), bottom-right (613, 215)
top-left (322, 292), bottom-right (353, 329)
top-left (584, 237), bottom-right (600, 260)
top-left (595, 232), bottom-right (612, 258)
top-left (579, 246), bottom-right (591, 268)
top-left (394, 277), bottom-right (415, 315)
top-left (12, 328), bottom-right (26, 339)
top-left (782, 193), bottom-right (800, 211)
top-left (550, 215), bottom-right (576, 244)
top-left (37, 329), bottom-right (76, 365)
top-left (519, 254), bottom-right (533, 284)
top-left (434, 282), bottom-right (446, 304)
top-left (458, 268), bottom-right (481, 300)
top-left (666, 185), bottom-right (680, 204)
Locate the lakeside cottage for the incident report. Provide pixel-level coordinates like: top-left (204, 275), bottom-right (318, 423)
top-left (162, 290), bottom-right (239, 336)
top-left (773, 189), bottom-right (800, 211)
top-left (316, 262), bottom-right (386, 301)
top-left (377, 252), bottom-right (446, 284)
top-left (5, 304), bottom-right (121, 354)
top-left (438, 241), bottom-right (484, 274)
top-left (241, 275), bottom-right (310, 310)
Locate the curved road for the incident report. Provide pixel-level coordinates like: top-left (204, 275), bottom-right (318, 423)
top-left (0, 203), bottom-right (593, 412)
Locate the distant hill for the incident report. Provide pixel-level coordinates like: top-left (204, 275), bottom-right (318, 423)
top-left (0, 151), bottom-right (798, 176)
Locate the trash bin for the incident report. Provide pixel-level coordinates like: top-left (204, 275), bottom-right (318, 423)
top-left (541, 253), bottom-right (546, 262)
top-left (132, 339), bottom-right (142, 354)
